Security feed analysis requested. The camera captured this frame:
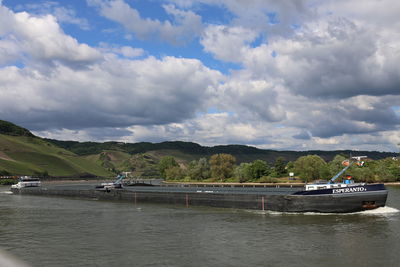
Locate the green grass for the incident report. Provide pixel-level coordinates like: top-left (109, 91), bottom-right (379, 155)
top-left (0, 158), bottom-right (40, 175)
top-left (0, 134), bottom-right (113, 177)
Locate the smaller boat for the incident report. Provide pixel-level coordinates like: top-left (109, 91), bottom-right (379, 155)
top-left (11, 176), bottom-right (41, 189)
top-left (95, 174), bottom-right (125, 190)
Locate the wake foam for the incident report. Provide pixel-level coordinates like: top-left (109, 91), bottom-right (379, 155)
top-left (248, 206), bottom-right (399, 216)
top-left (354, 206), bottom-right (399, 215)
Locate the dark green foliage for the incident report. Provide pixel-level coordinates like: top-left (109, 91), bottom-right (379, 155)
top-left (187, 158), bottom-right (210, 180)
top-left (294, 155), bottom-right (328, 182)
top-left (0, 120), bottom-right (34, 137)
top-left (273, 157), bottom-right (287, 177)
top-left (234, 163), bottom-right (253, 182)
top-left (120, 154), bottom-right (159, 178)
top-left (0, 169), bottom-right (11, 176)
top-left (234, 160), bottom-right (271, 181)
top-left (210, 153), bottom-right (236, 181)
top-left (0, 178), bottom-right (15, 185)
top-left (158, 156), bottom-right (179, 179)
top-left (164, 166), bottom-right (185, 180)
top-left (250, 160), bottom-right (270, 179)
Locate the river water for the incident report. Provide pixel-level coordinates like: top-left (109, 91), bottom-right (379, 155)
top-left (1, 185), bottom-right (399, 267)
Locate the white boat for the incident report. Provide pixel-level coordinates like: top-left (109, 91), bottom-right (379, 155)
top-left (95, 174), bottom-right (125, 190)
top-left (11, 176), bottom-right (41, 189)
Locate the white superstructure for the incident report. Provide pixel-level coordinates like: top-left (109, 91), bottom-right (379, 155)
top-left (11, 176), bottom-right (41, 189)
top-left (305, 181), bottom-right (365, 191)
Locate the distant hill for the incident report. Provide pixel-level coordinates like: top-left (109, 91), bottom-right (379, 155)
top-left (46, 139), bottom-right (397, 163)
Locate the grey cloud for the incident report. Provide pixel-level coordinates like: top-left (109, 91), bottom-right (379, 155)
top-left (173, 0), bottom-right (313, 36)
top-left (217, 79), bottom-right (286, 123)
top-left (278, 18), bottom-right (400, 99)
top-left (289, 100), bottom-right (400, 139)
top-left (293, 130), bottom-right (311, 140)
top-left (82, 127), bottom-right (132, 140)
top-left (0, 56), bottom-right (222, 131)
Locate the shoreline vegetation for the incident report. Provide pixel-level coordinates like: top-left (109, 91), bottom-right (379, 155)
top-left (1, 120), bottom-right (399, 183)
top-left (157, 154), bottom-right (400, 184)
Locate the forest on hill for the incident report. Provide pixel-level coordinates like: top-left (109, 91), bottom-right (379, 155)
top-left (45, 139), bottom-right (397, 163)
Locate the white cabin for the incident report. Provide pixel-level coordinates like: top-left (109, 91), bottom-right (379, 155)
top-left (11, 176), bottom-right (41, 189)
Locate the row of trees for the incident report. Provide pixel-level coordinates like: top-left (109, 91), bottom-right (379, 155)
top-left (158, 153), bottom-right (400, 183)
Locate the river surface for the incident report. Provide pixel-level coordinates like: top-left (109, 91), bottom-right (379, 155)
top-left (1, 185), bottom-right (399, 267)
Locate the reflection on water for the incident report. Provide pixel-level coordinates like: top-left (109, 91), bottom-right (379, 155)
top-left (1, 186), bottom-right (399, 267)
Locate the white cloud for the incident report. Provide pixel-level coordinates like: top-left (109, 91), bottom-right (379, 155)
top-left (0, 55), bottom-right (222, 131)
top-left (88, 0), bottom-right (203, 44)
top-left (201, 25), bottom-right (258, 62)
top-left (98, 43), bottom-right (145, 58)
top-left (15, 1), bottom-right (90, 30)
top-left (1, 0), bottom-right (399, 152)
top-left (0, 4), bottom-right (102, 68)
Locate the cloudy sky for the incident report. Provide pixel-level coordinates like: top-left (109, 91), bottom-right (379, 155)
top-left (1, 0), bottom-right (399, 152)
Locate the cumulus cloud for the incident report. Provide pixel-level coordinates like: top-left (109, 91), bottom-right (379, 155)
top-left (172, 0), bottom-right (312, 35)
top-left (0, 56), bottom-right (222, 130)
top-left (201, 25), bottom-right (258, 63)
top-left (267, 18), bottom-right (400, 99)
top-left (15, 1), bottom-right (91, 30)
top-left (215, 77), bottom-right (286, 123)
top-left (98, 43), bottom-right (145, 58)
top-left (194, 0), bottom-right (400, 151)
top-left (0, 4), bottom-right (102, 68)
top-left (0, 3), bottom-right (222, 133)
top-left (1, 0), bottom-right (399, 152)
top-left (88, 0), bottom-right (203, 44)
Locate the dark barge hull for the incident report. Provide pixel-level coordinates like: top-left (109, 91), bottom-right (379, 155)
top-left (11, 184), bottom-right (388, 213)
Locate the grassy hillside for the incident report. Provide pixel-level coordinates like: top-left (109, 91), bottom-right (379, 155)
top-left (83, 151), bottom-right (160, 178)
top-left (0, 134), bottom-right (113, 177)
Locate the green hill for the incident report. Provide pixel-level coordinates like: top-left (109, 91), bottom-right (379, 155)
top-left (46, 139), bottom-right (397, 163)
top-left (0, 134), bottom-right (113, 177)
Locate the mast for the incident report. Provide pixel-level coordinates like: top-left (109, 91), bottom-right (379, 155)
top-left (329, 156), bottom-right (366, 183)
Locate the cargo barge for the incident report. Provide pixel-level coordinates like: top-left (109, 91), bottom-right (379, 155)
top-left (11, 183), bottom-right (387, 213)
top-left (10, 157), bottom-right (388, 213)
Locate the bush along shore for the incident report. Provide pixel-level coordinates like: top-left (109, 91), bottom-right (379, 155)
top-left (158, 154), bottom-right (400, 184)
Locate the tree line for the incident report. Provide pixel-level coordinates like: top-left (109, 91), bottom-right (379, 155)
top-left (158, 153), bottom-right (400, 183)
